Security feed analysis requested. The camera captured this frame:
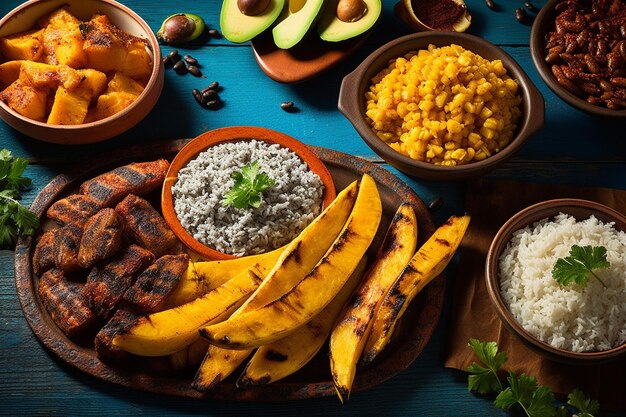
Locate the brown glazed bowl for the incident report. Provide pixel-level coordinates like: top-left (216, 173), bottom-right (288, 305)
top-left (0, 0), bottom-right (164, 144)
top-left (338, 32), bottom-right (544, 181)
top-left (485, 198), bottom-right (626, 365)
top-left (530, 0), bottom-right (626, 118)
top-left (162, 126), bottom-right (337, 260)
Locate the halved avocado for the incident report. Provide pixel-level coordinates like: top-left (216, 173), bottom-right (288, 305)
top-left (318, 0), bottom-right (381, 42)
top-left (272, 0), bottom-right (326, 49)
top-left (220, 0), bottom-right (286, 43)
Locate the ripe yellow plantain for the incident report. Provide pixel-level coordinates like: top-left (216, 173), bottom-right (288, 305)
top-left (111, 267), bottom-right (263, 357)
top-left (361, 214), bottom-right (471, 365)
top-left (199, 174), bottom-right (382, 349)
top-left (237, 257), bottom-right (368, 387)
top-left (161, 248), bottom-right (283, 309)
top-left (191, 185), bottom-right (359, 391)
top-left (169, 338), bottom-right (212, 371)
top-left (329, 203), bottom-right (417, 403)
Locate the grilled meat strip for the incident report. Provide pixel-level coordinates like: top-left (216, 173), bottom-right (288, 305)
top-left (54, 224), bottom-right (84, 273)
top-left (77, 208), bottom-right (123, 269)
top-left (123, 253), bottom-right (190, 313)
top-left (46, 194), bottom-right (102, 228)
top-left (33, 230), bottom-right (56, 277)
top-left (38, 268), bottom-right (96, 338)
top-left (82, 244), bottom-right (154, 320)
top-left (115, 194), bottom-right (178, 257)
top-left (95, 306), bottom-right (139, 360)
top-left (79, 160), bottom-right (169, 207)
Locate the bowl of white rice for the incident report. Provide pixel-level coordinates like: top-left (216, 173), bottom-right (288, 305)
top-left (485, 198), bottom-right (626, 364)
top-left (162, 126), bottom-right (336, 260)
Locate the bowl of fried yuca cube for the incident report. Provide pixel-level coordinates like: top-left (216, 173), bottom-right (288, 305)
top-left (0, 0), bottom-right (164, 144)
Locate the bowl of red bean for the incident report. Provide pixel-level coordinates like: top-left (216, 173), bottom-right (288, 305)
top-left (530, 0), bottom-right (626, 117)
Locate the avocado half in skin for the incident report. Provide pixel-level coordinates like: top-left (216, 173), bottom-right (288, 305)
top-left (272, 0), bottom-right (326, 49)
top-left (318, 0), bottom-right (382, 42)
top-left (220, 0), bottom-right (286, 43)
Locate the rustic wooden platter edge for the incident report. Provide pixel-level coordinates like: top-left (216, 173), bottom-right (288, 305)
top-left (14, 139), bottom-right (445, 401)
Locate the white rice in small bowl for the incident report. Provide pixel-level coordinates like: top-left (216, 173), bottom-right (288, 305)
top-left (172, 139), bottom-right (324, 256)
top-left (498, 213), bottom-right (626, 353)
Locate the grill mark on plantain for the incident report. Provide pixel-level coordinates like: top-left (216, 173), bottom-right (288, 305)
top-left (354, 322), bottom-right (368, 337)
top-left (265, 349), bottom-right (288, 362)
top-left (435, 238), bottom-right (451, 247)
top-left (282, 241), bottom-right (302, 265)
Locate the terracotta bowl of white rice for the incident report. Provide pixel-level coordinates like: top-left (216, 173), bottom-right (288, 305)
top-left (162, 126), bottom-right (336, 260)
top-left (485, 199), bottom-right (626, 364)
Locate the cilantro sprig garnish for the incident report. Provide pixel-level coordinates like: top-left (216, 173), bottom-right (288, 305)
top-left (0, 149), bottom-right (39, 249)
top-left (467, 339), bottom-right (599, 417)
top-left (221, 161), bottom-right (275, 209)
top-left (552, 245), bottom-right (610, 288)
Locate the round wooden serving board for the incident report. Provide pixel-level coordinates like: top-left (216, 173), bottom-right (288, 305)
top-left (14, 139), bottom-right (444, 400)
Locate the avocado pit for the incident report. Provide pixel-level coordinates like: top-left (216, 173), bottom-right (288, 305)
top-left (337, 0), bottom-right (368, 23)
top-left (237, 0), bottom-right (271, 16)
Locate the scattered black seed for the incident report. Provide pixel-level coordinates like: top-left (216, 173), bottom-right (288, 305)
top-left (485, 0), bottom-right (495, 10)
top-left (163, 49), bottom-right (181, 66)
top-left (206, 98), bottom-right (223, 110)
top-left (202, 89), bottom-right (218, 101)
top-left (183, 55), bottom-right (198, 66)
top-left (203, 81), bottom-right (219, 92)
top-left (188, 65), bottom-right (205, 77)
top-left (524, 1), bottom-right (538, 12)
top-left (173, 60), bottom-right (187, 74)
top-left (208, 28), bottom-right (221, 38)
top-left (428, 197), bottom-right (444, 212)
top-left (515, 7), bottom-right (527, 22)
top-left (192, 88), bottom-right (207, 107)
top-left (280, 101), bottom-right (295, 112)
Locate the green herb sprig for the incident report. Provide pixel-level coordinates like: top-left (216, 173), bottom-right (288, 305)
top-left (552, 245), bottom-right (610, 288)
top-left (221, 161), bottom-right (275, 209)
top-left (467, 339), bottom-right (599, 417)
top-left (0, 149), bottom-right (39, 249)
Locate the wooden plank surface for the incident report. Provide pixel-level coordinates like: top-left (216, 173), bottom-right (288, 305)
top-left (0, 0), bottom-right (624, 415)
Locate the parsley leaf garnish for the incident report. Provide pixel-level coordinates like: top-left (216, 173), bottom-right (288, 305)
top-left (567, 389), bottom-right (599, 417)
top-left (552, 245), bottom-right (610, 288)
top-left (467, 339), bottom-right (599, 417)
top-left (221, 161), bottom-right (275, 209)
top-left (0, 149), bottom-right (39, 249)
top-left (467, 338), bottom-right (506, 394)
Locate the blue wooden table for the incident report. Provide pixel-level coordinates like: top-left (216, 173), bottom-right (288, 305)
top-left (1, 0), bottom-right (624, 415)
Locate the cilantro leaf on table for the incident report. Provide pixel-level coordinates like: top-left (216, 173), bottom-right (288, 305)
top-left (466, 340), bottom-right (600, 417)
top-left (567, 389), bottom-right (599, 417)
top-left (222, 160), bottom-right (275, 209)
top-left (0, 149), bottom-right (38, 249)
top-left (495, 372), bottom-right (555, 417)
top-left (467, 338), bottom-right (507, 394)
top-left (552, 245), bottom-right (610, 288)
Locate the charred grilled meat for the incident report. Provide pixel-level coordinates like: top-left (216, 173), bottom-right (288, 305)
top-left (54, 224), bottom-right (84, 273)
top-left (46, 194), bottom-right (102, 228)
top-left (33, 230), bottom-right (56, 277)
top-left (123, 253), bottom-right (190, 313)
top-left (77, 208), bottom-right (123, 269)
top-left (115, 194), bottom-right (178, 257)
top-left (82, 244), bottom-right (154, 320)
top-left (79, 160), bottom-right (169, 207)
top-left (94, 307), bottom-right (139, 360)
top-left (38, 268), bottom-right (96, 337)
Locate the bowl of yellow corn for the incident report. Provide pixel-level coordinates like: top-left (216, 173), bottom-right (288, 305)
top-left (338, 32), bottom-right (544, 180)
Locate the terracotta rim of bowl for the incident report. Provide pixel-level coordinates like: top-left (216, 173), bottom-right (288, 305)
top-left (0, 0), bottom-right (164, 141)
top-left (485, 198), bottom-right (626, 363)
top-left (338, 31), bottom-right (545, 179)
top-left (162, 126), bottom-right (337, 260)
top-left (530, 0), bottom-right (626, 117)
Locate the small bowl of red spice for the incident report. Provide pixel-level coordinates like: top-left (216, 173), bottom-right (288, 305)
top-left (394, 0), bottom-right (471, 32)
